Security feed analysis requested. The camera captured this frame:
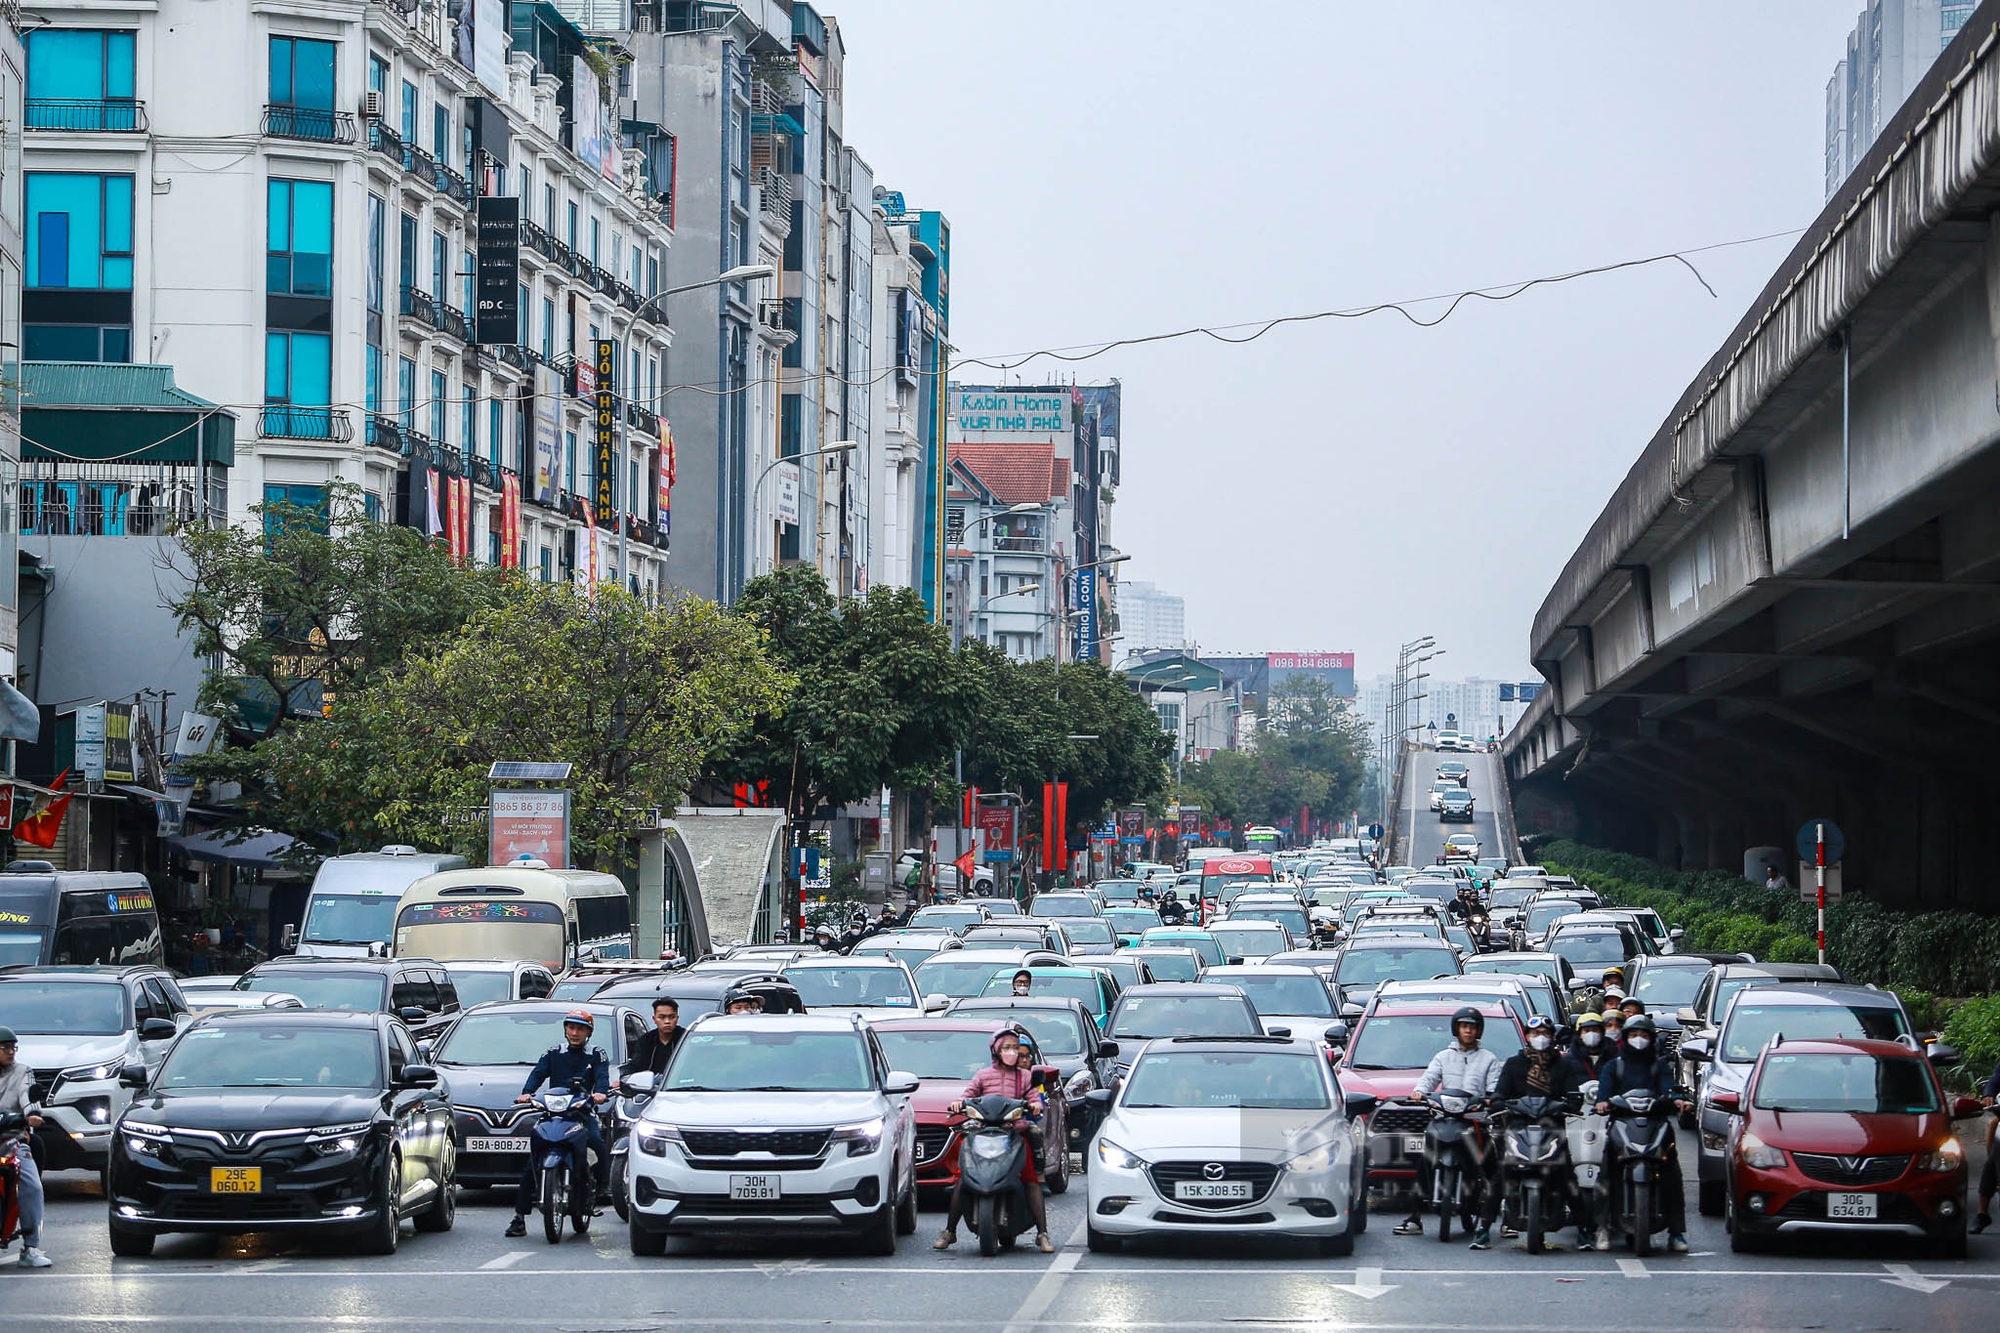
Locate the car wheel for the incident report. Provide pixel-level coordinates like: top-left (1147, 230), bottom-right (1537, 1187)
top-left (1045, 1143), bottom-right (1069, 1196)
top-left (1318, 1228), bottom-right (1355, 1258)
top-left (895, 1175), bottom-right (919, 1236)
top-left (357, 1153), bottom-right (401, 1256)
top-left (414, 1148), bottom-right (456, 1233)
top-left (1086, 1221), bottom-right (1121, 1253)
top-left (628, 1212), bottom-right (667, 1257)
top-left (1937, 1227), bottom-right (1968, 1260)
top-left (1697, 1177), bottom-right (1725, 1218)
top-left (863, 1198), bottom-right (898, 1256)
top-left (1350, 1181), bottom-right (1368, 1234)
top-left (108, 1219), bottom-right (155, 1258)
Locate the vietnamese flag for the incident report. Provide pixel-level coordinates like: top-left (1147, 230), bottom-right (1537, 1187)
top-left (16, 770), bottom-right (73, 849)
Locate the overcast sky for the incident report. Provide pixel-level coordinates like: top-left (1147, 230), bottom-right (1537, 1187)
top-left (830, 1), bottom-right (1863, 682)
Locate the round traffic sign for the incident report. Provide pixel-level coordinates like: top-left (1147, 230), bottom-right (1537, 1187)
top-left (1795, 818), bottom-right (1845, 866)
top-left (1367, 823), bottom-right (1384, 841)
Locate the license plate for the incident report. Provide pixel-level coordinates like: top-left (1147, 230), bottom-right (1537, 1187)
top-left (466, 1136), bottom-right (528, 1153)
top-left (1404, 1136), bottom-right (1427, 1154)
top-left (1828, 1192), bottom-right (1878, 1219)
top-left (210, 1167), bottom-right (261, 1194)
top-left (1174, 1180), bottom-right (1251, 1201)
top-left (730, 1174), bottom-right (782, 1201)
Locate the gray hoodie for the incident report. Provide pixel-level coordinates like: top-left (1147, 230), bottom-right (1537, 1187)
top-left (0, 1058), bottom-right (36, 1119)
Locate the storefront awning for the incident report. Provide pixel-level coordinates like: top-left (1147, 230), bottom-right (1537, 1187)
top-left (166, 827), bottom-right (311, 869)
top-left (20, 362), bottom-right (236, 466)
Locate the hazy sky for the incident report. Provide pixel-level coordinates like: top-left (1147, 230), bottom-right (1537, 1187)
top-left (829, 1), bottom-right (1863, 681)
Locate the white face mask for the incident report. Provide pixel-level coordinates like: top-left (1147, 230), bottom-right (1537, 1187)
top-left (1580, 1032), bottom-right (1602, 1048)
top-left (1626, 1035), bottom-right (1651, 1051)
top-left (1529, 1036), bottom-right (1552, 1052)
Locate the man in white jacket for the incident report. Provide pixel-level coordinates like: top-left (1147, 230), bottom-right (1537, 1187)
top-left (1393, 1007), bottom-right (1502, 1238)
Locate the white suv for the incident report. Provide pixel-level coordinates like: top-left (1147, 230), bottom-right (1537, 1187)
top-left (625, 1013), bottom-right (919, 1255)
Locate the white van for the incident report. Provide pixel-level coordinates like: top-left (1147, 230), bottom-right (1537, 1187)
top-left (391, 861), bottom-right (633, 971)
top-left (293, 845), bottom-right (470, 957)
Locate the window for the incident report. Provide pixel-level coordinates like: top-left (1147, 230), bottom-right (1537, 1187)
top-left (368, 54), bottom-right (387, 99)
top-left (461, 247), bottom-right (474, 317)
top-left (429, 368), bottom-right (447, 440)
top-left (433, 102), bottom-right (448, 161)
top-left (365, 347), bottom-right (380, 414)
top-left (270, 36), bottom-right (335, 110)
top-left (460, 381), bottom-right (474, 452)
top-left (565, 199), bottom-right (577, 249)
top-left (647, 255), bottom-right (658, 296)
top-left (564, 430), bottom-right (577, 497)
top-left (27, 172), bottom-right (133, 288)
top-left (430, 230), bottom-right (446, 301)
top-left (366, 195), bottom-right (386, 313)
top-left (589, 217), bottom-right (600, 267)
top-left (541, 296), bottom-right (555, 359)
top-left (542, 183), bottom-right (555, 230)
top-left (400, 80), bottom-right (417, 142)
top-left (539, 546), bottom-right (552, 581)
top-left (398, 355), bottom-right (417, 432)
top-left (398, 211), bottom-right (416, 292)
top-left (24, 325), bottom-right (128, 362)
top-left (267, 180), bottom-right (332, 297)
top-left (26, 30), bottom-right (137, 130)
top-left (489, 399), bottom-right (503, 467)
top-left (265, 331), bottom-right (333, 436)
top-left (263, 483), bottom-right (328, 531)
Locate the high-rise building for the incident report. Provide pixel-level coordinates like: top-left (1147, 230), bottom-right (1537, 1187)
top-left (1825, 0), bottom-right (1974, 197)
top-left (865, 191), bottom-right (946, 597)
top-left (1117, 581), bottom-right (1186, 652)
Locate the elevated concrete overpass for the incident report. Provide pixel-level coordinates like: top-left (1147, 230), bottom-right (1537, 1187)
top-left (1506, 9), bottom-right (2000, 907)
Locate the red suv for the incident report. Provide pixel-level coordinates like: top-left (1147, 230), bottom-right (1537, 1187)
top-left (869, 1017), bottom-right (1071, 1198)
top-left (1720, 1036), bottom-right (1974, 1256)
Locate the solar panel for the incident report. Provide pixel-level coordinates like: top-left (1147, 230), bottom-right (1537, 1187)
top-left (488, 761), bottom-right (573, 781)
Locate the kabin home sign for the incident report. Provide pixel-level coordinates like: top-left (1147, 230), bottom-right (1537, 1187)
top-left (950, 389), bottom-right (1069, 445)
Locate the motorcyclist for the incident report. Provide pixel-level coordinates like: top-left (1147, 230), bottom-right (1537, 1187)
top-left (1448, 886), bottom-right (1478, 922)
top-left (1570, 1012), bottom-right (1613, 1078)
top-left (933, 1029), bottom-right (1055, 1253)
top-left (1157, 889), bottom-right (1189, 926)
top-left (1971, 1056), bottom-right (2000, 1233)
top-left (1592, 1014), bottom-right (1691, 1254)
top-left (723, 987), bottom-right (766, 1015)
top-left (504, 1010), bottom-right (611, 1238)
top-left (1395, 1006), bottom-right (1503, 1239)
top-left (618, 996), bottom-right (683, 1087)
top-left (0, 1027), bottom-right (51, 1267)
top-left (1486, 1014), bottom-right (1591, 1249)
top-left (813, 924), bottom-right (839, 952)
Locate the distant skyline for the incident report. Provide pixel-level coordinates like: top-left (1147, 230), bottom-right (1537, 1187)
top-left (830, 2), bottom-right (1862, 680)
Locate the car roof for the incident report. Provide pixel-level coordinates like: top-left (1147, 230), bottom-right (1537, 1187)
top-left (0, 966), bottom-right (150, 983)
top-left (1366, 999), bottom-right (1514, 1019)
top-left (1343, 937), bottom-right (1455, 951)
top-left (1727, 982), bottom-right (1898, 1007)
top-left (867, 1015), bottom-right (1013, 1033)
top-left (1014, 966), bottom-right (1098, 978)
top-left (200, 1008), bottom-right (386, 1029)
top-left (1117, 982), bottom-right (1247, 998)
top-left (1752, 1036), bottom-right (1924, 1059)
top-left (952, 995), bottom-right (1091, 1014)
top-left (695, 1012), bottom-right (866, 1032)
top-left (1630, 954), bottom-right (1714, 969)
top-left (1146, 1035), bottom-right (1324, 1055)
top-left (459, 998), bottom-right (636, 1021)
top-left (784, 955), bottom-right (907, 970)
top-left (1123, 945), bottom-right (1201, 957)
top-left (1469, 951), bottom-right (1558, 963)
top-left (1202, 964), bottom-right (1319, 978)
top-left (440, 959), bottom-right (539, 972)
top-left (248, 957), bottom-right (424, 972)
top-left (1716, 962), bottom-right (1841, 978)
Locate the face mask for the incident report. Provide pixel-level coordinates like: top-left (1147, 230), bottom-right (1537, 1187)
top-left (999, 1047), bottom-right (1020, 1065)
top-left (1626, 1035), bottom-right (1650, 1051)
top-left (1580, 1032), bottom-right (1602, 1048)
top-left (1529, 1036), bottom-right (1552, 1052)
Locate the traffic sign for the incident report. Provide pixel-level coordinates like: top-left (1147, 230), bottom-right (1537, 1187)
top-left (1367, 823), bottom-right (1384, 841)
top-left (1795, 819), bottom-right (1846, 866)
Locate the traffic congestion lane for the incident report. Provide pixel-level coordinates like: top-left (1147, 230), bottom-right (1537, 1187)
top-left (1400, 748), bottom-right (1504, 870)
top-left (16, 1143), bottom-right (2000, 1332)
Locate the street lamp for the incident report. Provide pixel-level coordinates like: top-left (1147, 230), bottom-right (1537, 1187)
top-left (749, 441), bottom-right (858, 577)
top-left (638, 264), bottom-right (776, 320)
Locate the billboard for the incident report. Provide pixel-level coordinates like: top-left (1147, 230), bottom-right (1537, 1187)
top-left (1266, 651), bottom-right (1356, 699)
top-left (474, 195), bottom-right (519, 344)
top-left (773, 461), bottom-right (801, 525)
top-left (593, 339), bottom-right (616, 524)
top-left (532, 365), bottom-right (561, 504)
top-left (1076, 567), bottom-right (1099, 661)
top-left (489, 788), bottom-right (569, 867)
top-left (473, 0), bottom-right (508, 97)
top-left (949, 387), bottom-right (1070, 446)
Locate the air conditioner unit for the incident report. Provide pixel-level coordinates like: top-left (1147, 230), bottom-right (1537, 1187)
top-left (756, 299), bottom-right (785, 328)
top-left (361, 91), bottom-right (384, 120)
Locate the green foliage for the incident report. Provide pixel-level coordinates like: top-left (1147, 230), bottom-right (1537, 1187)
top-left (1943, 996), bottom-right (2000, 1080)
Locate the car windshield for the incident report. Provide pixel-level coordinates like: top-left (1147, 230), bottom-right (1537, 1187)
top-left (0, 980), bottom-right (128, 1034)
top-left (980, 972), bottom-right (1101, 1011)
top-left (1030, 897), bottom-right (1096, 918)
top-left (1751, 1052), bottom-right (1940, 1114)
top-left (1104, 909), bottom-right (1160, 932)
top-left (434, 1009), bottom-right (579, 1065)
top-left (850, 942), bottom-right (947, 971)
top-left (665, 1029), bottom-right (874, 1092)
top-left (442, 968), bottom-right (518, 1008)
top-left (1347, 1013), bottom-right (1523, 1069)
top-left (911, 908), bottom-right (982, 932)
top-left (1131, 951), bottom-right (1200, 982)
top-left (915, 957), bottom-right (1012, 998)
top-left (1063, 919), bottom-right (1117, 946)
top-left (1143, 933), bottom-right (1225, 967)
top-left (1527, 901), bottom-right (1583, 932)
top-left (1632, 965), bottom-right (1706, 1008)
top-left (1092, 960), bottom-right (1146, 989)
top-left (1122, 1048), bottom-right (1329, 1110)
top-left (873, 1027), bottom-right (1002, 1080)
top-left (1490, 889), bottom-right (1535, 909)
top-left (158, 1026), bottom-right (381, 1089)
top-left (1722, 1003), bottom-right (1912, 1062)
top-left (1227, 908), bottom-right (1309, 934)
top-left (299, 893), bottom-right (401, 947)
top-left (1209, 924), bottom-right (1287, 956)
top-left (785, 967), bottom-right (918, 1009)
top-left (1336, 947), bottom-right (1457, 985)
top-left (235, 971), bottom-right (387, 1012)
top-left (1221, 972), bottom-right (1333, 1016)
top-left (1107, 994), bottom-right (1258, 1039)
top-left (1549, 932), bottom-right (1633, 972)
top-left (1096, 882), bottom-right (1144, 903)
top-left (968, 1008), bottom-right (1086, 1057)
top-left (551, 978), bottom-right (609, 1001)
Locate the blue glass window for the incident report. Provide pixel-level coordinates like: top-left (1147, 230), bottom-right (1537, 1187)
top-left (26, 31), bottom-right (137, 130)
top-left (24, 325), bottom-right (129, 362)
top-left (459, 381), bottom-right (473, 452)
top-left (430, 369), bottom-right (446, 441)
top-left (398, 356), bottom-right (417, 433)
top-left (366, 194), bottom-right (386, 314)
top-left (27, 173), bottom-right (133, 289)
top-left (265, 332), bottom-right (333, 436)
top-left (489, 399), bottom-right (503, 468)
top-left (269, 37), bottom-right (335, 110)
top-left (263, 483), bottom-right (329, 538)
top-left (267, 179), bottom-right (333, 297)
top-left (433, 102), bottom-right (448, 160)
top-left (400, 81), bottom-right (416, 142)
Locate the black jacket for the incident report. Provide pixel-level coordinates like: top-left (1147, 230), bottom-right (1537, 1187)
top-left (620, 1027), bottom-right (684, 1082)
top-left (1595, 1047), bottom-right (1675, 1103)
top-left (1495, 1050), bottom-right (1588, 1102)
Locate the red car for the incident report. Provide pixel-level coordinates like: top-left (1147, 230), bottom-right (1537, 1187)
top-left (1719, 1036), bottom-right (1974, 1256)
top-left (1331, 1000), bottom-right (1525, 1194)
top-left (870, 1017), bottom-right (1071, 1198)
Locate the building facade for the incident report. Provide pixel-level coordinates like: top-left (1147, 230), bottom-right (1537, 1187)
top-left (1116, 580), bottom-right (1187, 653)
top-left (1825, 0), bottom-right (1973, 197)
top-left (863, 192), bottom-right (944, 597)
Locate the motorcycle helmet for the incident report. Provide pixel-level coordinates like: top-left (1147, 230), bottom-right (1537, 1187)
top-left (562, 1009), bottom-right (595, 1032)
top-left (1523, 1014), bottom-right (1554, 1033)
top-left (1449, 1005), bottom-right (1485, 1039)
top-left (990, 1028), bottom-right (1026, 1064)
top-left (1601, 966), bottom-right (1626, 987)
top-left (721, 986), bottom-right (766, 1013)
top-left (1576, 1011), bottom-right (1605, 1030)
top-left (1623, 1014), bottom-right (1656, 1038)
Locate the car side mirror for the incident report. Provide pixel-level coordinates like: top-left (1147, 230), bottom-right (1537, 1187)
top-left (118, 1063), bottom-right (150, 1089)
top-left (415, 1040), bottom-right (435, 1063)
top-left (1679, 1037), bottom-right (1713, 1063)
top-left (1668, 927), bottom-right (1685, 941)
top-left (398, 1064), bottom-right (441, 1088)
top-left (1340, 1003), bottom-right (1364, 1020)
top-left (1083, 1088), bottom-right (1114, 1107)
top-left (624, 1070), bottom-right (658, 1095)
top-left (279, 923), bottom-right (299, 950)
top-left (923, 993), bottom-right (951, 1014)
top-left (1343, 1092), bottom-right (1379, 1119)
top-left (1226, 956), bottom-right (1245, 966)
top-left (1565, 978), bottom-right (1590, 992)
top-left (1676, 1007), bottom-right (1700, 1026)
top-left (884, 1071), bottom-right (920, 1096)
top-left (1266, 1025), bottom-right (1292, 1039)
top-left (1928, 1041), bottom-right (1963, 1068)
top-left (1097, 1040), bottom-right (1119, 1059)
top-left (1710, 1091), bottom-right (1740, 1114)
top-left (398, 1006), bottom-right (428, 1024)
top-left (1323, 1022), bottom-right (1349, 1047)
top-left (139, 1018), bottom-right (178, 1041)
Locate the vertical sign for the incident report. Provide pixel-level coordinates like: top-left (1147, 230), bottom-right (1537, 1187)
top-left (75, 704), bottom-right (107, 784)
top-left (499, 472), bottom-right (521, 569)
top-left (657, 418), bottom-right (674, 522)
top-left (773, 460), bottom-right (801, 525)
top-left (532, 365), bottom-right (561, 504)
top-left (474, 196), bottom-right (520, 345)
top-left (593, 339), bottom-right (616, 524)
top-left (489, 788), bottom-right (570, 867)
top-left (1075, 567), bottom-right (1098, 661)
top-left (473, 0), bottom-right (509, 98)
top-left (573, 57), bottom-right (605, 173)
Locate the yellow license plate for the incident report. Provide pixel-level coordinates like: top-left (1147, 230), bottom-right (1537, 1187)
top-left (210, 1167), bottom-right (262, 1194)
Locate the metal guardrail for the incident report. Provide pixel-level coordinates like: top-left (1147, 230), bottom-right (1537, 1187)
top-left (263, 104), bottom-right (355, 144)
top-left (258, 406), bottom-right (354, 442)
top-left (26, 99), bottom-right (146, 132)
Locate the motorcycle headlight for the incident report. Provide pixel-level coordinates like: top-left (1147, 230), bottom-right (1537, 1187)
top-left (1916, 1138), bottom-right (1964, 1173)
top-left (1437, 1094), bottom-right (1470, 1114)
top-left (832, 1117), bottom-right (886, 1157)
top-left (542, 1093), bottom-right (574, 1115)
top-left (1738, 1132), bottom-right (1786, 1169)
top-left (967, 1133), bottom-right (1012, 1159)
top-left (1095, 1137), bottom-right (1144, 1172)
top-left (635, 1126), bottom-right (681, 1157)
top-left (1285, 1139), bottom-right (1340, 1174)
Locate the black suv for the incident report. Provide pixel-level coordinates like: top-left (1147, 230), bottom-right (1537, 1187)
top-left (231, 957), bottom-right (461, 1040)
top-left (107, 1009), bottom-right (456, 1255)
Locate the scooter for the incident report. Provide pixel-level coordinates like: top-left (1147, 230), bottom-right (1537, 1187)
top-left (606, 1074), bottom-right (658, 1222)
top-left (955, 1094), bottom-right (1034, 1257)
top-left (1498, 1094), bottom-right (1578, 1254)
top-left (529, 1088), bottom-right (601, 1244)
top-left (1603, 1089), bottom-right (1680, 1256)
top-left (1421, 1089), bottom-right (1489, 1243)
top-left (0, 1110), bottom-right (26, 1252)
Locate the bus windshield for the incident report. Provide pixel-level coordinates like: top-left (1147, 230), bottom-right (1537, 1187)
top-left (394, 899), bottom-right (567, 968)
top-left (301, 893), bottom-right (403, 947)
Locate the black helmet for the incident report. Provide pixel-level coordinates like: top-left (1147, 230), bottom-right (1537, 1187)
top-left (721, 986), bottom-right (766, 1013)
top-left (1450, 1005), bottom-right (1485, 1038)
top-left (1163, 889), bottom-right (1177, 902)
top-left (1623, 1014), bottom-right (1657, 1038)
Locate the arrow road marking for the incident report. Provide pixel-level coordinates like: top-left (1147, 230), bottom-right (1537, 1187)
top-left (753, 1257), bottom-right (825, 1280)
top-left (1336, 1265), bottom-right (1397, 1300)
top-left (1880, 1262), bottom-right (1949, 1294)
top-left (479, 1252), bottom-right (531, 1270)
top-left (1615, 1257), bottom-right (1649, 1278)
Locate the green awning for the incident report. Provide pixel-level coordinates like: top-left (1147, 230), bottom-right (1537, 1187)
top-left (20, 361), bottom-right (236, 466)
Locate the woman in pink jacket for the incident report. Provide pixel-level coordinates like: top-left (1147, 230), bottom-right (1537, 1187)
top-left (932, 1028), bottom-right (1055, 1252)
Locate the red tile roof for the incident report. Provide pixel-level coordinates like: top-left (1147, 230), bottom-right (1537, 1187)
top-left (948, 441), bottom-right (1059, 504)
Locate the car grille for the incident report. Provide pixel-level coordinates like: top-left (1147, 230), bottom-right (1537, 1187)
top-left (1153, 1209), bottom-right (1277, 1225)
top-left (1776, 1190), bottom-right (1925, 1223)
top-left (154, 1193), bottom-right (319, 1222)
top-left (1146, 1160), bottom-right (1279, 1209)
top-left (681, 1129), bottom-right (831, 1158)
top-left (1791, 1153), bottom-right (1912, 1187)
top-left (914, 1127), bottom-right (954, 1165)
top-left (1369, 1107), bottom-right (1431, 1136)
top-left (29, 1072), bottom-right (56, 1105)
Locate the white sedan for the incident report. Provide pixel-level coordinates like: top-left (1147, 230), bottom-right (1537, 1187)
top-left (1086, 1035), bottom-right (1368, 1254)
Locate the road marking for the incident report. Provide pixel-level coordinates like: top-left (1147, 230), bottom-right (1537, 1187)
top-left (998, 1218), bottom-right (1087, 1333)
top-left (1615, 1257), bottom-right (1649, 1278)
top-left (479, 1252), bottom-right (531, 1270)
top-left (1338, 1265), bottom-right (1397, 1300)
top-left (754, 1256), bottom-right (825, 1280)
top-left (1881, 1262), bottom-right (1950, 1294)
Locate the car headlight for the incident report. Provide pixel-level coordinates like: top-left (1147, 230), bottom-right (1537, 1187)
top-left (61, 1061), bottom-right (122, 1083)
top-left (1738, 1132), bottom-right (1786, 1169)
top-left (635, 1125), bottom-right (681, 1157)
top-left (1096, 1137), bottom-right (1144, 1172)
top-left (1285, 1139), bottom-right (1341, 1174)
top-left (123, 1134), bottom-right (162, 1157)
top-left (1916, 1138), bottom-right (1964, 1173)
top-left (832, 1117), bottom-right (886, 1157)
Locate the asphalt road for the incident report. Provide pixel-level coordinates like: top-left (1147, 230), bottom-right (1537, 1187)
top-left (1398, 748), bottom-right (1504, 870)
top-left (13, 1141), bottom-right (2000, 1332)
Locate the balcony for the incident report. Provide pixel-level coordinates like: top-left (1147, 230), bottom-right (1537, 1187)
top-left (614, 280), bottom-right (643, 315)
top-left (258, 406), bottom-right (354, 442)
top-left (402, 142), bottom-right (437, 184)
top-left (625, 400), bottom-right (660, 438)
top-left (993, 533), bottom-right (1048, 554)
top-left (757, 168), bottom-right (793, 225)
top-left (27, 98), bottom-right (147, 133)
top-left (497, 343), bottom-right (530, 373)
top-left (368, 415), bottom-right (405, 456)
top-left (399, 284), bottom-right (438, 330)
top-left (20, 460), bottom-right (220, 535)
top-left (471, 454), bottom-right (498, 489)
top-left (369, 120), bottom-right (405, 165)
top-left (433, 159), bottom-right (474, 206)
top-left (437, 303), bottom-right (471, 343)
top-left (263, 104), bottom-right (355, 144)
top-left (520, 218), bottom-right (558, 264)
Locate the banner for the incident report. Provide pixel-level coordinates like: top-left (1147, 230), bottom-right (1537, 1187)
top-left (489, 788), bottom-right (569, 867)
top-left (593, 339), bottom-right (616, 524)
top-left (424, 467), bottom-right (443, 537)
top-left (773, 460), bottom-right (801, 526)
top-left (474, 195), bottom-right (520, 344)
top-left (445, 472), bottom-right (463, 561)
top-left (657, 418), bottom-right (674, 518)
top-left (499, 472), bottom-right (521, 568)
top-left (585, 504), bottom-right (599, 585)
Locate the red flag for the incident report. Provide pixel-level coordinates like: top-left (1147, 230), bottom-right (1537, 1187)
top-left (954, 848), bottom-right (975, 883)
top-left (16, 770), bottom-right (73, 850)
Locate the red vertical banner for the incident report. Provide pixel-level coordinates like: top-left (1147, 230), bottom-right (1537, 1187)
top-left (1055, 782), bottom-right (1069, 875)
top-left (1042, 783), bottom-right (1057, 873)
top-left (499, 473), bottom-right (520, 569)
top-left (458, 477), bottom-right (474, 561)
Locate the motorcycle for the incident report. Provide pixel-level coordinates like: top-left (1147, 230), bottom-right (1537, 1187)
top-left (1420, 1089), bottom-right (1489, 1243)
top-left (1497, 1094), bottom-right (1580, 1254)
top-left (1466, 912), bottom-right (1492, 952)
top-left (0, 1110), bottom-right (25, 1252)
top-left (1603, 1089), bottom-right (1681, 1256)
top-left (529, 1087), bottom-right (603, 1244)
top-left (955, 1094), bottom-right (1035, 1257)
top-left (606, 1074), bottom-right (659, 1223)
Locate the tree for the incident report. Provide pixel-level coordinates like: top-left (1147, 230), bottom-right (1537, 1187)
top-left (1178, 676), bottom-right (1372, 833)
top-left (163, 481), bottom-right (512, 739)
top-left (215, 583), bottom-right (789, 866)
